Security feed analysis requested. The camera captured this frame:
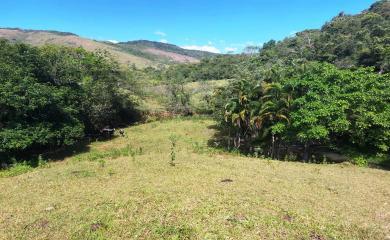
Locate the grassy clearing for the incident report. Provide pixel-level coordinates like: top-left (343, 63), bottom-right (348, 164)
top-left (140, 80), bottom-right (229, 116)
top-left (0, 118), bottom-right (389, 239)
top-left (185, 80), bottom-right (228, 113)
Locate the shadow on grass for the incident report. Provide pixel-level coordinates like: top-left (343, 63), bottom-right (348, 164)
top-left (42, 140), bottom-right (92, 162)
top-left (0, 140), bottom-right (91, 173)
top-left (42, 134), bottom-right (122, 161)
top-left (0, 134), bottom-right (123, 175)
top-left (206, 124), bottom-right (239, 153)
top-left (206, 124), bottom-right (390, 171)
top-left (370, 158), bottom-right (390, 171)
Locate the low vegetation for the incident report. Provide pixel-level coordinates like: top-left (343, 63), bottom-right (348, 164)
top-left (0, 118), bottom-right (389, 239)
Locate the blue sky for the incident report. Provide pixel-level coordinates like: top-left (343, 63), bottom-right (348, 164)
top-left (0, 0), bottom-right (376, 53)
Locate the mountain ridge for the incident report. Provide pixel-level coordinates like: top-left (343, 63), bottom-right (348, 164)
top-left (0, 27), bottom-right (217, 68)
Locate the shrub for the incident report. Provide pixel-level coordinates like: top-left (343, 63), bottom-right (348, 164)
top-left (352, 156), bottom-right (368, 167)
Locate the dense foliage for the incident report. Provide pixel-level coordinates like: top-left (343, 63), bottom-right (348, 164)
top-left (251, 0), bottom-right (390, 73)
top-left (0, 40), bottom-right (137, 163)
top-left (214, 62), bottom-right (390, 160)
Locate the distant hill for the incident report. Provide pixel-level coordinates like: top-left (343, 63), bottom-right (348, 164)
top-left (114, 40), bottom-right (216, 65)
top-left (0, 28), bottom-right (217, 68)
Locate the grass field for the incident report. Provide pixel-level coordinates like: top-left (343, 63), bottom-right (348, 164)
top-left (1, 118), bottom-right (389, 239)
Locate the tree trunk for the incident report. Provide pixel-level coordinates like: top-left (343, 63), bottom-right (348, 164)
top-left (271, 134), bottom-right (275, 159)
top-left (303, 142), bottom-right (309, 162)
top-left (228, 129), bottom-right (231, 150)
top-left (276, 141), bottom-right (281, 160)
top-left (234, 132), bottom-right (241, 148)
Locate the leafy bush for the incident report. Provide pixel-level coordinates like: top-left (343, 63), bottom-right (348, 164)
top-left (0, 40), bottom-right (138, 163)
top-left (352, 156), bottom-right (368, 167)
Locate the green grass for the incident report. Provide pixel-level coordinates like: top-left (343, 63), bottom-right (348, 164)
top-left (0, 157), bottom-right (48, 178)
top-left (1, 118), bottom-right (389, 239)
top-left (186, 80), bottom-right (229, 114)
top-left (0, 162), bottom-right (34, 178)
top-left (140, 79), bottom-right (229, 115)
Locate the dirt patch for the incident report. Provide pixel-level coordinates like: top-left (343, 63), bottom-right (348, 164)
top-left (90, 222), bottom-right (106, 232)
top-left (310, 232), bottom-right (325, 240)
top-left (282, 214), bottom-right (293, 222)
top-left (221, 178), bottom-right (233, 183)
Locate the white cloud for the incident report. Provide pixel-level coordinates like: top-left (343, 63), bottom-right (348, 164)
top-left (224, 47), bottom-right (237, 53)
top-left (289, 30), bottom-right (298, 36)
top-left (155, 31), bottom-right (167, 37)
top-left (107, 40), bottom-right (119, 44)
top-left (160, 39), bottom-right (168, 43)
top-left (181, 45), bottom-right (221, 53)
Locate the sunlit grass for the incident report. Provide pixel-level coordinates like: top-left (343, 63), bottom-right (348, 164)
top-left (0, 117), bottom-right (389, 239)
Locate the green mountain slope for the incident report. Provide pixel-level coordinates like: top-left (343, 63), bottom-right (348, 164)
top-left (254, 0), bottom-right (390, 72)
top-left (163, 1), bottom-right (389, 84)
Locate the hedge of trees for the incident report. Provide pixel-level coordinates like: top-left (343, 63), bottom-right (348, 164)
top-left (212, 62), bottom-right (390, 161)
top-left (0, 40), bottom-right (137, 163)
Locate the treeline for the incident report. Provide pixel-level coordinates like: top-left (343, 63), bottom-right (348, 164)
top-left (0, 40), bottom-right (138, 163)
top-left (163, 55), bottom-right (247, 82)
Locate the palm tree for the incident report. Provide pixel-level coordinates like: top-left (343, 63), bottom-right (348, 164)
top-left (249, 82), bottom-right (292, 158)
top-left (224, 79), bottom-right (261, 148)
top-left (224, 79), bottom-right (292, 157)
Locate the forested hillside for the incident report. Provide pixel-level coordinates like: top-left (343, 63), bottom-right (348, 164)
top-left (168, 0), bottom-right (389, 82)
top-left (253, 0), bottom-right (389, 72)
top-left (116, 40), bottom-right (216, 62)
